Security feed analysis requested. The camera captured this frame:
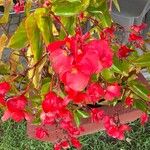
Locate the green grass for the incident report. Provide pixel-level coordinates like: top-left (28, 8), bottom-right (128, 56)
top-left (0, 119), bottom-right (150, 150)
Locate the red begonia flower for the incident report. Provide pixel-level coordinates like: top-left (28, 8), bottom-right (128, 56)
top-left (60, 121), bottom-right (80, 136)
top-left (104, 83), bottom-right (121, 101)
top-left (100, 26), bottom-right (115, 40)
top-left (54, 143), bottom-right (61, 150)
top-left (49, 48), bottom-right (74, 76)
top-left (140, 113), bottom-right (149, 125)
top-left (131, 23), bottom-right (147, 33)
top-left (125, 97), bottom-right (133, 107)
top-left (7, 95), bottom-right (27, 112)
top-left (0, 82), bottom-right (10, 96)
top-left (13, 0), bottom-right (24, 14)
top-left (60, 141), bottom-right (70, 149)
top-left (35, 127), bottom-right (48, 139)
top-left (40, 111), bottom-right (55, 125)
top-left (117, 45), bottom-right (133, 58)
top-left (91, 108), bottom-right (104, 122)
top-left (2, 95), bottom-right (28, 122)
top-left (71, 137), bottom-right (82, 149)
top-left (104, 115), bottom-right (130, 140)
top-left (42, 92), bottom-right (63, 113)
top-left (61, 66), bottom-right (90, 91)
top-left (84, 39), bottom-right (113, 72)
top-left (87, 83), bottom-right (104, 103)
top-left (128, 33), bottom-right (144, 47)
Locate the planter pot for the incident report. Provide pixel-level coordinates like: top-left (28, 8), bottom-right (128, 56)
top-left (27, 73), bottom-right (149, 143)
top-left (27, 103), bottom-right (143, 143)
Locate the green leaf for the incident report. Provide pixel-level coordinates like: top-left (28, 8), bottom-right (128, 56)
top-left (111, 56), bottom-right (130, 76)
top-left (31, 95), bottom-right (42, 105)
top-left (32, 117), bottom-right (41, 125)
top-left (67, 0), bottom-right (81, 2)
top-left (25, 14), bottom-right (43, 61)
top-left (52, 0), bottom-right (90, 16)
top-left (73, 111), bottom-right (81, 127)
top-left (133, 53), bottom-right (150, 67)
top-left (0, 62), bottom-right (10, 75)
top-left (93, 0), bottom-right (112, 27)
top-left (113, 0), bottom-right (120, 12)
top-left (134, 99), bottom-right (148, 112)
top-left (41, 81), bottom-right (50, 95)
top-left (101, 69), bottom-right (116, 82)
top-left (76, 110), bottom-right (89, 118)
top-left (128, 80), bottom-right (149, 101)
top-left (25, 0), bottom-right (32, 16)
top-left (8, 21), bottom-right (28, 49)
top-left (34, 8), bottom-right (53, 45)
top-left (99, 11), bottom-right (112, 27)
top-left (59, 16), bottom-right (75, 39)
top-left (0, 0), bottom-right (12, 24)
top-left (0, 34), bottom-right (7, 58)
top-left (27, 48), bottom-right (47, 89)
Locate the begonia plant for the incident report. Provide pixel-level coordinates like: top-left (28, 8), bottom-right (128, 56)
top-left (0, 0), bottom-right (150, 149)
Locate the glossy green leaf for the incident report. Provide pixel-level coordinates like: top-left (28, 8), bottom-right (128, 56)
top-left (93, 0), bottom-right (112, 27)
top-left (25, 0), bottom-right (32, 16)
top-left (76, 110), bottom-right (89, 118)
top-left (59, 16), bottom-right (75, 39)
top-left (31, 95), bottom-right (42, 105)
top-left (98, 10), bottom-right (112, 27)
top-left (128, 80), bottom-right (149, 101)
top-left (34, 8), bottom-right (53, 45)
top-left (134, 99), bottom-right (148, 112)
top-left (111, 56), bottom-right (130, 76)
top-left (25, 14), bottom-right (43, 61)
top-left (0, 62), bottom-right (10, 75)
top-left (0, 34), bottom-right (7, 58)
top-left (67, 0), bottom-right (81, 2)
top-left (113, 0), bottom-right (120, 12)
top-left (52, 0), bottom-right (90, 16)
top-left (27, 48), bottom-right (46, 89)
top-left (101, 69), bottom-right (116, 82)
top-left (32, 117), bottom-right (41, 125)
top-left (41, 81), bottom-right (50, 95)
top-left (8, 21), bottom-right (28, 49)
top-left (133, 53), bottom-right (150, 67)
top-left (73, 111), bottom-right (80, 127)
top-left (0, 0), bottom-right (12, 24)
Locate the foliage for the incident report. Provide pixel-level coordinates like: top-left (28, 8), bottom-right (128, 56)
top-left (0, 0), bottom-right (150, 149)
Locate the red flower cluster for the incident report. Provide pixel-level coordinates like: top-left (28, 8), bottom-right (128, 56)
top-left (2, 95), bottom-right (29, 122)
top-left (35, 127), bottom-right (48, 139)
top-left (91, 109), bottom-right (130, 140)
top-left (91, 108), bottom-right (104, 122)
top-left (104, 83), bottom-right (121, 101)
top-left (66, 83), bottom-right (121, 104)
top-left (104, 118), bottom-right (130, 140)
top-left (0, 82), bottom-right (10, 106)
top-left (125, 97), bottom-right (134, 107)
top-left (104, 116), bottom-right (130, 140)
top-left (117, 45), bottom-right (133, 59)
top-left (41, 91), bottom-right (72, 124)
top-left (41, 92), bottom-right (81, 137)
top-left (47, 33), bottom-right (113, 91)
top-left (13, 0), bottom-right (25, 14)
top-left (54, 137), bottom-right (81, 150)
top-left (0, 82), bottom-right (29, 122)
top-left (40, 91), bottom-right (82, 149)
top-left (140, 113), bottom-right (149, 125)
top-left (129, 23), bottom-right (147, 47)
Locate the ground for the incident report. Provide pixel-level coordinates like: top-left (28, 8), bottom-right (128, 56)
top-left (0, 118), bottom-right (150, 150)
